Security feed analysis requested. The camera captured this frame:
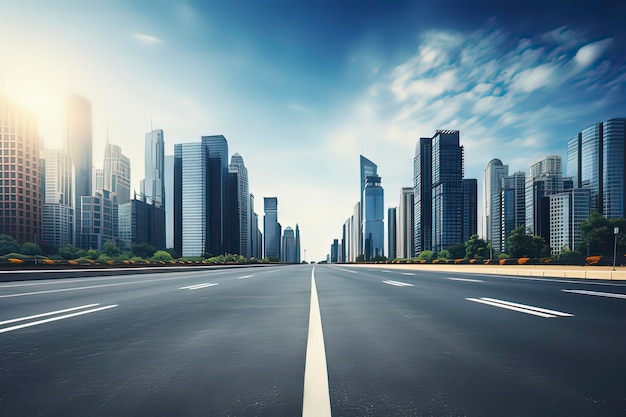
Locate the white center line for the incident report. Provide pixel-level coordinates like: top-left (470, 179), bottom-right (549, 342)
top-left (238, 275), bottom-right (254, 279)
top-left (0, 305), bottom-right (118, 334)
top-left (400, 272), bottom-right (415, 276)
top-left (466, 297), bottom-right (572, 318)
top-left (332, 267), bottom-right (357, 274)
top-left (302, 267), bottom-right (332, 417)
top-left (179, 283), bottom-right (219, 290)
top-left (448, 277), bottom-right (484, 283)
top-left (562, 289), bottom-right (626, 299)
top-left (382, 280), bottom-right (414, 287)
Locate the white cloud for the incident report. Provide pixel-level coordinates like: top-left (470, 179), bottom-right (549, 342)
top-left (510, 63), bottom-right (559, 92)
top-left (574, 38), bottom-right (613, 68)
top-left (131, 33), bottom-right (162, 46)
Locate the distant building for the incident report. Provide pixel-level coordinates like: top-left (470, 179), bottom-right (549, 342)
top-left (330, 239), bottom-right (339, 263)
top-left (462, 178), bottom-right (478, 243)
top-left (485, 159), bottom-right (509, 253)
top-left (93, 168), bottom-right (104, 192)
top-left (281, 226), bottom-right (297, 263)
top-left (550, 188), bottom-right (591, 255)
top-left (229, 153), bottom-right (249, 257)
top-left (567, 118), bottom-right (626, 218)
top-left (66, 95), bottom-right (92, 243)
top-left (501, 171), bottom-right (526, 252)
top-left (264, 197), bottom-right (279, 259)
top-left (414, 137), bottom-right (432, 254)
top-left (387, 207), bottom-right (397, 259)
top-left (249, 194), bottom-right (262, 259)
top-left (42, 148), bottom-right (73, 248)
top-left (295, 224), bottom-right (301, 263)
top-left (164, 155), bottom-right (174, 248)
top-left (103, 143), bottom-right (131, 205)
top-left (397, 187), bottom-right (414, 259)
top-left (120, 196), bottom-right (166, 250)
top-left (174, 142), bottom-right (209, 257)
top-left (77, 189), bottom-right (118, 250)
top-left (360, 156), bottom-right (377, 256)
top-left (525, 156), bottom-right (573, 245)
top-left (202, 135), bottom-right (229, 256)
top-left (363, 174), bottom-right (384, 259)
top-left (140, 129), bottom-right (165, 208)
top-left (0, 95), bottom-right (42, 244)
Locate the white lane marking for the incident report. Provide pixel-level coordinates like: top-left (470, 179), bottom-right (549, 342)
top-left (481, 275), bottom-right (626, 287)
top-left (0, 304), bottom-right (100, 326)
top-left (480, 298), bottom-right (573, 317)
top-left (466, 298), bottom-right (572, 318)
top-left (0, 274), bottom-right (226, 299)
top-left (331, 267), bottom-right (357, 274)
top-left (179, 283), bottom-right (218, 290)
top-left (0, 305), bottom-right (118, 334)
top-left (302, 267), bottom-right (332, 417)
top-left (382, 280), bottom-right (414, 287)
top-left (381, 270), bottom-right (391, 273)
top-left (563, 289), bottom-right (626, 299)
top-left (238, 275), bottom-right (254, 279)
top-left (400, 272), bottom-right (416, 276)
top-left (448, 277), bottom-right (484, 283)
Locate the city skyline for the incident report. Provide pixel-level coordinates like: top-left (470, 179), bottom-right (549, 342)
top-left (1, 1), bottom-right (625, 260)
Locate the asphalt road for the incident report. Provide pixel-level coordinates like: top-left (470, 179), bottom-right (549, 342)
top-left (1, 264), bottom-right (625, 416)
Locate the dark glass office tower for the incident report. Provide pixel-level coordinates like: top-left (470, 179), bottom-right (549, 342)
top-left (363, 174), bottom-right (384, 260)
top-left (202, 135), bottom-right (229, 255)
top-left (359, 155), bottom-right (377, 256)
top-left (568, 118), bottom-right (626, 219)
top-left (413, 138), bottom-right (432, 254)
top-left (263, 197), bottom-right (279, 259)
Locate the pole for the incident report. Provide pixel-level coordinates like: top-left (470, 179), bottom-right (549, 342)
top-left (613, 227), bottom-right (619, 273)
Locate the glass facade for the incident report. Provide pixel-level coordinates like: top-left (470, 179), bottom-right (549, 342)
top-left (141, 129), bottom-right (165, 208)
top-left (202, 135), bottom-right (229, 255)
top-left (603, 118), bottom-right (626, 218)
top-left (397, 187), bottom-right (414, 259)
top-left (363, 175), bottom-right (384, 259)
top-left (103, 143), bottom-right (131, 205)
top-left (264, 197), bottom-right (279, 258)
top-left (431, 131), bottom-right (464, 252)
top-left (462, 179), bottom-right (478, 243)
top-left (78, 190), bottom-right (118, 250)
top-left (42, 148), bottom-right (74, 247)
top-left (549, 188), bottom-right (590, 255)
top-left (387, 207), bottom-right (397, 259)
top-left (485, 159), bottom-right (508, 253)
top-left (360, 155), bottom-right (377, 256)
top-left (229, 153), bottom-right (249, 258)
top-left (580, 123), bottom-right (602, 212)
top-left (501, 171), bottom-right (526, 251)
top-left (414, 138), bottom-right (432, 253)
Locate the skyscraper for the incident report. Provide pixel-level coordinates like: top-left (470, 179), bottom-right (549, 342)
top-left (263, 197), bottom-right (279, 259)
top-left (0, 95), bottom-right (42, 244)
top-left (363, 174), bottom-right (384, 259)
top-left (397, 187), bottom-right (415, 259)
top-left (281, 226), bottom-right (297, 263)
top-left (388, 207), bottom-right (397, 259)
top-left (567, 118), bottom-right (626, 218)
top-left (525, 156), bottom-right (573, 244)
top-left (501, 171), bottom-right (526, 251)
top-left (174, 142), bottom-right (210, 257)
top-left (414, 137), bottom-right (432, 254)
top-left (295, 224), bottom-right (301, 263)
top-left (250, 193), bottom-right (262, 259)
top-left (229, 153), bottom-right (249, 257)
top-left (42, 148), bottom-right (73, 248)
top-left (103, 143), bottom-right (131, 204)
top-left (78, 189), bottom-right (117, 250)
top-left (202, 135), bottom-right (229, 256)
top-left (485, 159), bottom-right (509, 253)
top-left (66, 95), bottom-right (92, 244)
top-left (360, 155), bottom-right (377, 256)
top-left (140, 129), bottom-right (165, 207)
top-left (549, 188), bottom-right (590, 255)
top-left (462, 178), bottom-right (478, 243)
top-left (164, 155), bottom-right (174, 249)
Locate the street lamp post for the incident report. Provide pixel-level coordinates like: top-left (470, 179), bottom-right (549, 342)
top-left (613, 227), bottom-right (619, 272)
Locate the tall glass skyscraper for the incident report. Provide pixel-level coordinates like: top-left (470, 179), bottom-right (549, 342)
top-left (66, 95), bottom-right (92, 244)
top-left (414, 137), bottom-right (432, 254)
top-left (485, 159), bottom-right (509, 253)
top-left (103, 143), bottom-right (131, 204)
top-left (42, 148), bottom-right (74, 248)
top-left (202, 135), bottom-right (229, 255)
top-left (174, 142), bottom-right (209, 257)
top-left (363, 174), bottom-right (384, 259)
top-left (229, 153), bottom-right (249, 258)
top-left (360, 155), bottom-right (377, 256)
top-left (501, 171), bottom-right (526, 252)
top-left (568, 118), bottom-right (626, 218)
top-left (263, 197), bottom-right (278, 259)
top-left (141, 129), bottom-right (165, 208)
top-left (387, 207), bottom-right (397, 259)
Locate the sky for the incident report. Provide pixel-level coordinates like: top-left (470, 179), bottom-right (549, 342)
top-left (0, 0), bottom-right (625, 261)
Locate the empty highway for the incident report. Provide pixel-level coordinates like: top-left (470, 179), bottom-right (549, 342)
top-left (1, 264), bottom-right (625, 416)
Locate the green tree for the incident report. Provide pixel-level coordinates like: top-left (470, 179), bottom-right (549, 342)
top-left (58, 244), bottom-right (86, 260)
top-left (21, 242), bottom-right (42, 256)
top-left (151, 250), bottom-right (173, 262)
top-left (0, 235), bottom-right (20, 256)
top-left (579, 212), bottom-right (626, 256)
top-left (131, 242), bottom-right (157, 259)
top-left (558, 247), bottom-right (584, 265)
top-left (86, 249), bottom-right (100, 260)
top-left (507, 226), bottom-right (550, 258)
top-left (165, 248), bottom-right (180, 259)
top-left (417, 250), bottom-right (436, 261)
top-left (447, 243), bottom-right (467, 259)
top-left (437, 250), bottom-right (451, 260)
top-left (102, 240), bottom-right (121, 257)
top-left (465, 234), bottom-right (489, 260)
top-left (356, 254), bottom-right (365, 262)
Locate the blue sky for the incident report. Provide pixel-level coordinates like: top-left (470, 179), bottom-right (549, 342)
top-left (1, 0), bottom-right (625, 260)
